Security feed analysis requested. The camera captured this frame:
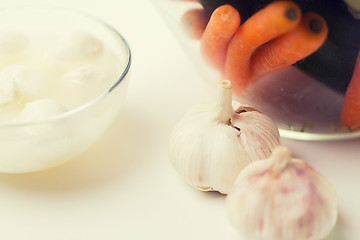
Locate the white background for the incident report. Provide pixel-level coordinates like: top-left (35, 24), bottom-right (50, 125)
top-left (0, 0), bottom-right (359, 239)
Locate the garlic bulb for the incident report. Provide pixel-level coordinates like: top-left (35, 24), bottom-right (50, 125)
top-left (169, 80), bottom-right (280, 194)
top-left (226, 146), bottom-right (338, 240)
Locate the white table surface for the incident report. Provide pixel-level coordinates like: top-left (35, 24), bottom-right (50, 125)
top-left (0, 0), bottom-right (359, 239)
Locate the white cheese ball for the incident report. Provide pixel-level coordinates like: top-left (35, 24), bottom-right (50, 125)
top-left (61, 64), bottom-right (114, 85)
top-left (46, 31), bottom-right (103, 65)
top-left (59, 63), bottom-right (119, 108)
top-left (18, 99), bottom-right (67, 123)
top-left (0, 65), bottom-right (49, 99)
top-left (0, 71), bottom-right (21, 107)
top-left (18, 99), bottom-right (68, 135)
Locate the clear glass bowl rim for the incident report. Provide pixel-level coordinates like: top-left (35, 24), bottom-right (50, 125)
top-left (0, 5), bottom-right (132, 129)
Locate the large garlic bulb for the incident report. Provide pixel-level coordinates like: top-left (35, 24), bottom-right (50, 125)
top-left (169, 80), bottom-right (280, 194)
top-left (226, 146), bottom-right (338, 240)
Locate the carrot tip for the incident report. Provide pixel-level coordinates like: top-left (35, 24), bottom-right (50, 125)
top-left (309, 18), bottom-right (323, 33)
top-left (285, 7), bottom-right (299, 21)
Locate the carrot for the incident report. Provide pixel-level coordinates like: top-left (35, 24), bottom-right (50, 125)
top-left (200, 4), bottom-right (241, 71)
top-left (181, 8), bottom-right (210, 40)
top-left (341, 51), bottom-right (360, 131)
top-left (224, 1), bottom-right (301, 95)
top-left (249, 12), bottom-right (328, 81)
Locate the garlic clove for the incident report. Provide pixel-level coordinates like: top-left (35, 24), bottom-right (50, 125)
top-left (226, 145), bottom-right (338, 240)
top-left (169, 80), bottom-right (280, 194)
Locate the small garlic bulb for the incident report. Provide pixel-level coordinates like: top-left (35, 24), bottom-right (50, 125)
top-left (169, 80), bottom-right (280, 194)
top-left (226, 146), bottom-right (338, 240)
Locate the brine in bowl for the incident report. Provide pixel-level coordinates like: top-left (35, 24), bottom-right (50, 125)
top-left (0, 6), bottom-right (131, 173)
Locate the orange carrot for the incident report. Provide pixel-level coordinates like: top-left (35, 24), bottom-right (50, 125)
top-left (181, 8), bottom-right (210, 40)
top-left (200, 4), bottom-right (241, 71)
top-left (224, 1), bottom-right (301, 95)
top-left (250, 12), bottom-right (328, 81)
top-left (341, 51), bottom-right (360, 131)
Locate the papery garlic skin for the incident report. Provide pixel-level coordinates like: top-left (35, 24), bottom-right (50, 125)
top-left (226, 146), bottom-right (338, 240)
top-left (169, 80), bottom-right (280, 194)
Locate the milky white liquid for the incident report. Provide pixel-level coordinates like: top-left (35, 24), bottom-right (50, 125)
top-left (0, 30), bottom-right (127, 173)
top-left (0, 31), bottom-right (123, 124)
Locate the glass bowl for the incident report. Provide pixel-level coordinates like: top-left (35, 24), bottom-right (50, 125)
top-left (152, 0), bottom-right (360, 141)
top-left (0, 6), bottom-right (131, 173)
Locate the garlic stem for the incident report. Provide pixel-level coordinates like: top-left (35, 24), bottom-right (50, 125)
top-left (216, 80), bottom-right (235, 124)
top-left (270, 146), bottom-right (292, 177)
